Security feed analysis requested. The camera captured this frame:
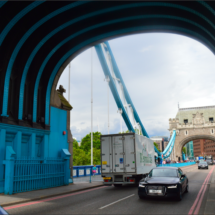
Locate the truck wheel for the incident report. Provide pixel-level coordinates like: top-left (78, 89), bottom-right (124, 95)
top-left (114, 184), bottom-right (122, 187)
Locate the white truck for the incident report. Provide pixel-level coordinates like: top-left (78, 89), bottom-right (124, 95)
top-left (101, 133), bottom-right (156, 187)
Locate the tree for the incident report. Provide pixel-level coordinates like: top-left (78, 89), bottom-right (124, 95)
top-left (80, 132), bottom-right (101, 153)
top-left (73, 148), bottom-right (89, 166)
top-left (73, 139), bottom-right (79, 149)
top-left (119, 130), bottom-right (130, 134)
top-left (183, 147), bottom-right (186, 155)
top-left (73, 132), bottom-right (102, 166)
top-left (154, 142), bottom-right (161, 152)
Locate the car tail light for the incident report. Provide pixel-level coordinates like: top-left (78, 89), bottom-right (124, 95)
top-left (130, 179), bottom-right (135, 182)
top-left (104, 180), bottom-right (109, 182)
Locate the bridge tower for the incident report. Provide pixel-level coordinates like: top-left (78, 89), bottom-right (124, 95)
top-left (169, 105), bottom-right (215, 161)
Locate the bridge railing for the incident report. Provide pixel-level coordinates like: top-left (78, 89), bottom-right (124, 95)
top-left (3, 146), bottom-right (71, 194)
top-left (73, 162), bottom-right (196, 177)
top-left (73, 165), bottom-right (101, 178)
top-left (157, 162), bottom-right (196, 168)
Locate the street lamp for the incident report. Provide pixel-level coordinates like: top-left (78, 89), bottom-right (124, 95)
top-left (104, 76), bottom-right (110, 134)
top-left (117, 108), bottom-right (123, 133)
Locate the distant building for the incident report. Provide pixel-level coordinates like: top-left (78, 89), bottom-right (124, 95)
top-left (193, 139), bottom-right (204, 157)
top-left (204, 139), bottom-right (215, 157)
top-left (192, 139), bottom-right (215, 157)
top-left (150, 136), bottom-right (169, 151)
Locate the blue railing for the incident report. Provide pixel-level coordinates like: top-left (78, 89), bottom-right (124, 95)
top-left (73, 162), bottom-right (196, 177)
top-left (73, 165), bottom-right (101, 177)
top-left (3, 146), bottom-right (71, 194)
top-left (157, 162), bottom-right (196, 168)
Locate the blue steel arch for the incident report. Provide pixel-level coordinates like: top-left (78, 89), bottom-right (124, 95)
top-left (18, 4), bottom-right (215, 121)
top-left (44, 24), bottom-right (215, 125)
top-left (1, 1), bottom-right (87, 117)
top-left (1, 1), bottom-right (214, 118)
top-left (0, 1), bottom-right (7, 8)
top-left (0, 1), bottom-right (44, 46)
top-left (30, 14), bottom-right (215, 123)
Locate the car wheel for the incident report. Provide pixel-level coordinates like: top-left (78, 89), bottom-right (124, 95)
top-left (177, 187), bottom-right (183, 201)
top-left (139, 195), bottom-right (145, 199)
top-left (207, 167), bottom-right (208, 169)
top-left (185, 184), bottom-right (189, 193)
top-left (114, 184), bottom-right (122, 187)
top-left (198, 167), bottom-right (200, 169)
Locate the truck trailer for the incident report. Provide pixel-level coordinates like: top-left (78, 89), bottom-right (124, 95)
top-left (101, 133), bottom-right (156, 187)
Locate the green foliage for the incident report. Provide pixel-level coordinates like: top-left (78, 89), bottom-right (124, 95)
top-left (119, 130), bottom-right (130, 134)
top-left (183, 147), bottom-right (186, 155)
top-left (80, 132), bottom-right (101, 152)
top-left (119, 129), bottom-right (142, 134)
top-left (154, 142), bottom-right (161, 152)
top-left (73, 148), bottom-right (89, 166)
top-left (73, 132), bottom-right (101, 166)
top-left (73, 139), bottom-right (79, 149)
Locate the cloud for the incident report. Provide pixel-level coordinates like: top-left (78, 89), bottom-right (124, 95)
top-left (58, 33), bottom-right (215, 139)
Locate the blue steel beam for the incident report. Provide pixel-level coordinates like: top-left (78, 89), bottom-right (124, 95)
top-left (163, 131), bottom-right (176, 159)
top-left (104, 41), bottom-right (149, 138)
top-left (95, 44), bottom-right (135, 133)
top-left (96, 42), bottom-right (180, 159)
top-left (162, 130), bottom-right (176, 155)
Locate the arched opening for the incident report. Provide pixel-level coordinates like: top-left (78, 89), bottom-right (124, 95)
top-left (180, 135), bottom-right (215, 161)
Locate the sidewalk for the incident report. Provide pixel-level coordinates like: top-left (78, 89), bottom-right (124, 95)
top-left (203, 166), bottom-right (215, 214)
top-left (73, 175), bottom-right (103, 183)
top-left (0, 181), bottom-right (103, 207)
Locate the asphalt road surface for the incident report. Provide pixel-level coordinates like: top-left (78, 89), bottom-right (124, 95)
top-left (4, 165), bottom-right (215, 215)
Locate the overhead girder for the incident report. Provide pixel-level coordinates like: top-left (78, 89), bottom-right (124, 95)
top-left (0, 1), bottom-right (215, 129)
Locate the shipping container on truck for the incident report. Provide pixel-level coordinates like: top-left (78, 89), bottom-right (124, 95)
top-left (101, 133), bottom-right (156, 187)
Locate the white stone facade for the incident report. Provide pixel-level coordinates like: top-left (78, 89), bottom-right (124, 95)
top-left (169, 106), bottom-right (215, 161)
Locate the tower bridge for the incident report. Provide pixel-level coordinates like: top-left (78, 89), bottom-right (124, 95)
top-left (1, 1), bottom-right (215, 194)
top-left (169, 105), bottom-right (215, 161)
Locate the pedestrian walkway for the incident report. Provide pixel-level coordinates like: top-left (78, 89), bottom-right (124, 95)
top-left (203, 166), bottom-right (215, 214)
top-left (73, 175), bottom-right (103, 183)
top-left (0, 181), bottom-right (103, 207)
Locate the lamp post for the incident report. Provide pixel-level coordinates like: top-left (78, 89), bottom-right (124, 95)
top-left (91, 47), bottom-right (93, 166)
top-left (117, 108), bottom-right (123, 133)
top-left (68, 63), bottom-right (70, 103)
top-left (104, 76), bottom-right (110, 134)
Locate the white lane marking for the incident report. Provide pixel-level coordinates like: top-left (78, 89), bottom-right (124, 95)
top-left (99, 194), bottom-right (135, 209)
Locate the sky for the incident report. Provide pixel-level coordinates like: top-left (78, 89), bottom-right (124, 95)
top-left (57, 33), bottom-right (215, 141)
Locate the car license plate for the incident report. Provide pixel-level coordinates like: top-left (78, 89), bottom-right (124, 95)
top-left (149, 190), bottom-right (162, 193)
top-left (103, 177), bottom-right (111, 180)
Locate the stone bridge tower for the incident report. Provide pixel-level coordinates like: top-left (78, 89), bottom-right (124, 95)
top-left (169, 106), bottom-right (215, 161)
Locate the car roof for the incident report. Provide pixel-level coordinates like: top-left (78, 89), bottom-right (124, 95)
top-left (153, 166), bottom-right (178, 170)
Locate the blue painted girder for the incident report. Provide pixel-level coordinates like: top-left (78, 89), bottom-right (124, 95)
top-left (95, 42), bottom-right (177, 159)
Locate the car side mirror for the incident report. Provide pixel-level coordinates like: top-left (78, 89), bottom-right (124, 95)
top-left (181, 174), bottom-right (185, 179)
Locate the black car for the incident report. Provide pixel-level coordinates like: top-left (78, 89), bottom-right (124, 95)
top-left (138, 167), bottom-right (188, 201)
top-left (206, 159), bottom-right (213, 165)
top-left (198, 161), bottom-right (208, 169)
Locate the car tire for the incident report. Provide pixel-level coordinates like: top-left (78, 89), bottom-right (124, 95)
top-left (177, 187), bottom-right (183, 201)
top-left (198, 167), bottom-right (200, 169)
top-left (207, 167), bottom-right (208, 169)
top-left (114, 184), bottom-right (122, 187)
top-left (139, 195), bottom-right (145, 199)
top-left (185, 184), bottom-right (189, 193)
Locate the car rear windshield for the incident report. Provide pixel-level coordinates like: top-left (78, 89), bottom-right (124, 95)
top-left (200, 162), bottom-right (207, 164)
top-left (149, 169), bottom-right (178, 177)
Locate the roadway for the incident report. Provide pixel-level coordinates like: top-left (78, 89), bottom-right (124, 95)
top-left (4, 165), bottom-right (215, 215)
